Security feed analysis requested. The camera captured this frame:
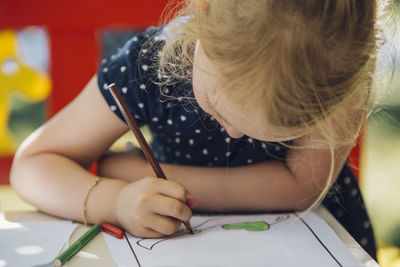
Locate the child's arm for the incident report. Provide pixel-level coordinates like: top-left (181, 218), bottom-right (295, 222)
top-left (11, 76), bottom-right (192, 237)
top-left (98, 140), bottom-right (353, 211)
top-left (173, 142), bottom-right (352, 211)
top-left (98, 87), bottom-right (365, 212)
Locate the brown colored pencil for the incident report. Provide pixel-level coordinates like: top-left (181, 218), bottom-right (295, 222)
top-left (108, 83), bottom-right (194, 234)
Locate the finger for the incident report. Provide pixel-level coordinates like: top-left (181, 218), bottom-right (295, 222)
top-left (145, 213), bottom-right (182, 236)
top-left (150, 194), bottom-right (192, 223)
top-left (130, 225), bottom-right (166, 238)
top-left (156, 180), bottom-right (189, 203)
top-left (186, 194), bottom-right (198, 208)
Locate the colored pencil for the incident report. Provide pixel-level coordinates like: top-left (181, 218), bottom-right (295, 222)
top-left (108, 83), bottom-right (194, 234)
top-left (101, 222), bottom-right (124, 239)
top-left (53, 223), bottom-right (101, 267)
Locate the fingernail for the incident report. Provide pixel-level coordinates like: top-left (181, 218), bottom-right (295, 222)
top-left (186, 194), bottom-right (197, 208)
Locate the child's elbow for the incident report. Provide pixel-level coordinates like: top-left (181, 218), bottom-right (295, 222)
top-left (10, 144), bottom-right (28, 193)
top-left (293, 189), bottom-right (324, 211)
top-left (10, 133), bottom-right (41, 194)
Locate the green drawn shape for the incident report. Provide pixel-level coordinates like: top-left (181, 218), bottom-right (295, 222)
top-left (222, 221), bottom-right (270, 231)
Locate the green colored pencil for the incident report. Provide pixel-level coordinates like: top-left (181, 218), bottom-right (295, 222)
top-left (53, 223), bottom-right (101, 267)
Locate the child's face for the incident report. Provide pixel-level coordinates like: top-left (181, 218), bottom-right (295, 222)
top-left (192, 40), bottom-right (306, 142)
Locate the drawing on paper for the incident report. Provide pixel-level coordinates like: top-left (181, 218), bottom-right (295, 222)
top-left (136, 214), bottom-right (290, 250)
top-left (103, 212), bottom-right (364, 267)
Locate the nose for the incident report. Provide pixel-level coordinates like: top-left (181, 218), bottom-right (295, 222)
top-left (226, 125), bottom-right (244, 139)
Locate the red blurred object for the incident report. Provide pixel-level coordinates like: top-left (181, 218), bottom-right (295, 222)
top-left (0, 0), bottom-right (362, 184)
top-left (0, 0), bottom-right (169, 184)
top-left (349, 136), bottom-right (362, 181)
top-left (0, 157), bottom-right (13, 184)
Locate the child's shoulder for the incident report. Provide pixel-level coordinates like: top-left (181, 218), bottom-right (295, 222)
top-left (101, 25), bottom-right (165, 66)
top-left (96, 26), bottom-right (167, 122)
top-left (98, 25), bottom-right (167, 86)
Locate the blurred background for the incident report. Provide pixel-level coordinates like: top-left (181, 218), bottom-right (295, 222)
top-left (0, 1), bottom-right (399, 266)
top-left (363, 1), bottom-right (400, 264)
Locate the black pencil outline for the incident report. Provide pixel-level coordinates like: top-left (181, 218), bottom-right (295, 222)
top-left (135, 215), bottom-right (290, 251)
top-left (294, 213), bottom-right (342, 267)
top-left (136, 217), bottom-right (223, 250)
top-left (125, 213), bottom-right (343, 266)
top-left (124, 231), bottom-right (141, 267)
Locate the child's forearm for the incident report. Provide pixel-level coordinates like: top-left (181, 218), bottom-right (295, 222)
top-left (162, 161), bottom-right (314, 212)
top-left (165, 145), bottom-right (349, 212)
top-left (11, 152), bottom-right (126, 226)
top-left (97, 151), bottom-right (317, 212)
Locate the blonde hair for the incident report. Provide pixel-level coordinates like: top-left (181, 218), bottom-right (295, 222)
top-left (157, 0), bottom-right (395, 209)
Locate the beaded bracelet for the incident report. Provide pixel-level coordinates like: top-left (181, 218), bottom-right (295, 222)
top-left (82, 177), bottom-right (103, 226)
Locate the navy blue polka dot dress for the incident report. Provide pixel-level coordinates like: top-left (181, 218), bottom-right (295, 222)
top-left (98, 26), bottom-right (377, 259)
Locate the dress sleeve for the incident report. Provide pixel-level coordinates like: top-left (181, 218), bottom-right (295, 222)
top-left (97, 28), bottom-right (160, 127)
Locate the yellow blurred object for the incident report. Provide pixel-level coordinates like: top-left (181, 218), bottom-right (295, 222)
top-left (392, 259), bottom-right (400, 267)
top-left (0, 30), bottom-right (51, 155)
top-left (0, 185), bottom-right (36, 212)
top-left (378, 246), bottom-right (400, 267)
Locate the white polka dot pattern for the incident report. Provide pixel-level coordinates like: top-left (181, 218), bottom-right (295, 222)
top-left (97, 26), bottom-right (375, 257)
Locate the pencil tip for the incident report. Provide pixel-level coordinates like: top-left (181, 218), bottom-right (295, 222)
top-left (184, 222), bottom-right (194, 234)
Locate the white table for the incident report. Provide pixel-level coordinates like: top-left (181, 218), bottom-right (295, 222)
top-left (3, 206), bottom-right (379, 266)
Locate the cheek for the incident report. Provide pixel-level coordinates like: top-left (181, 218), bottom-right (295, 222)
top-left (196, 93), bottom-right (213, 115)
top-left (192, 63), bottom-right (214, 114)
top-left (192, 84), bottom-right (212, 115)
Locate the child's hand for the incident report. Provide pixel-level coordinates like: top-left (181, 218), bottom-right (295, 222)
top-left (115, 177), bottom-right (194, 238)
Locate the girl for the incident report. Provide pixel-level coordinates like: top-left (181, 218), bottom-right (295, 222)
top-left (11, 0), bottom-right (386, 259)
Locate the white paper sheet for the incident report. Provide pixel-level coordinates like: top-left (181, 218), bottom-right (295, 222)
top-left (0, 214), bottom-right (77, 267)
top-left (104, 212), bottom-right (362, 267)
